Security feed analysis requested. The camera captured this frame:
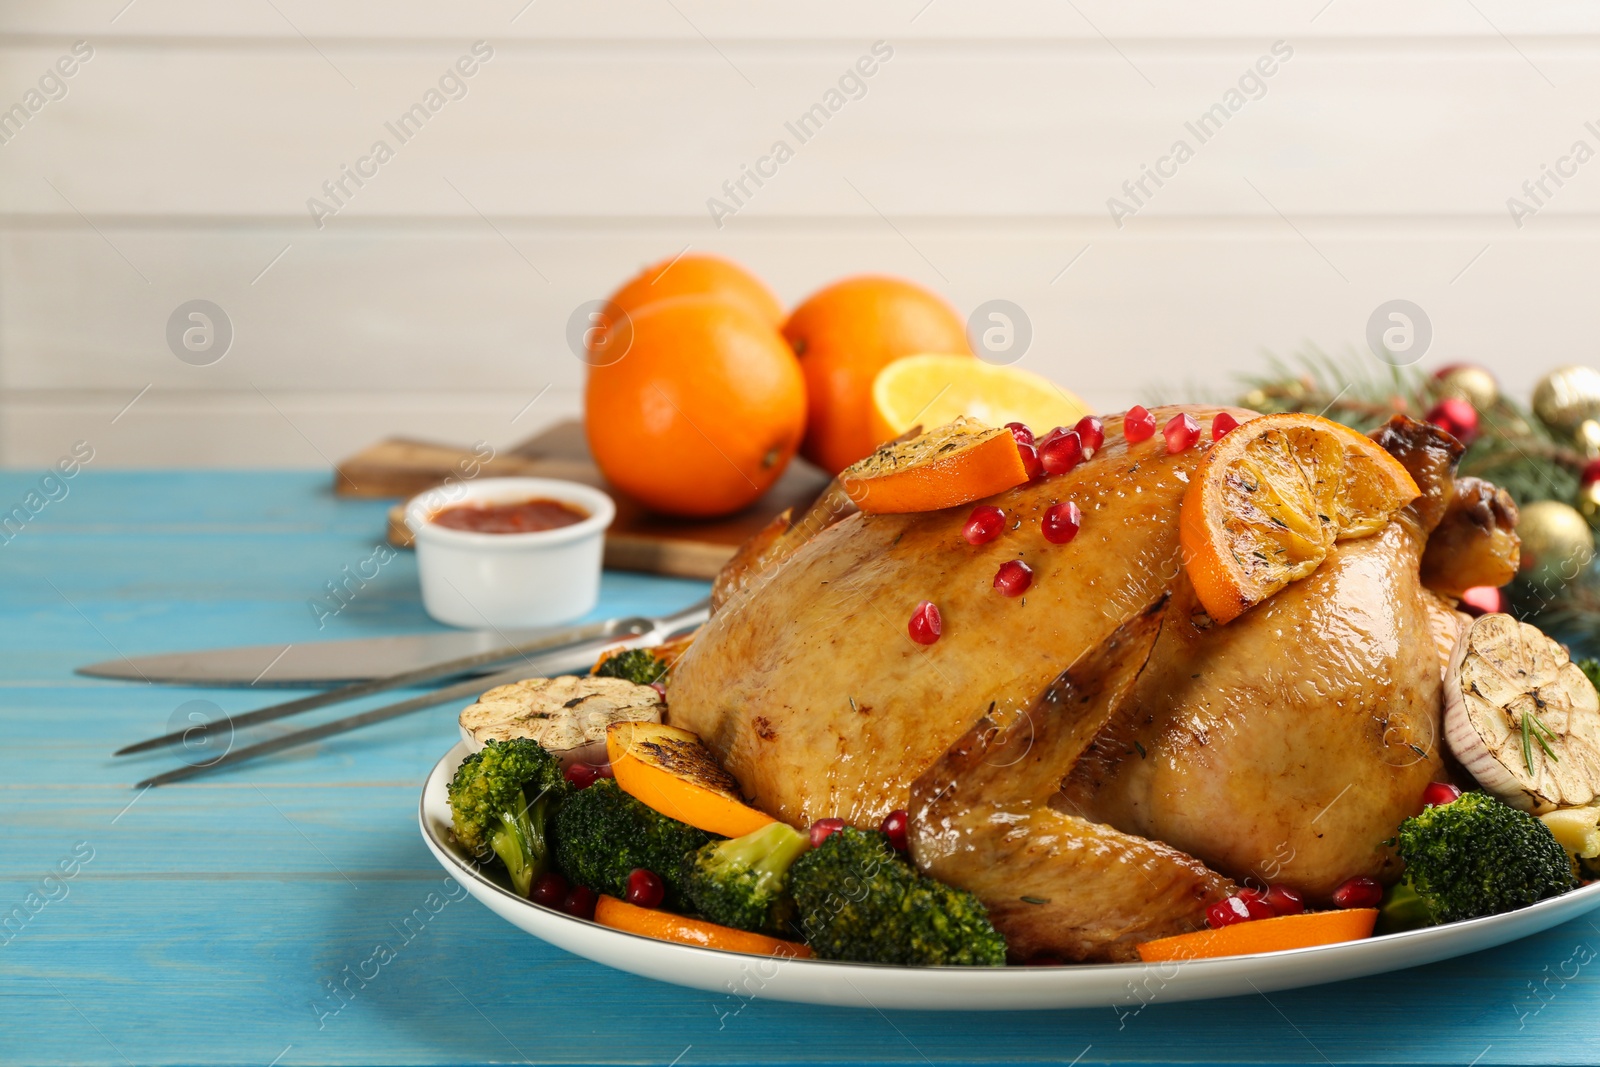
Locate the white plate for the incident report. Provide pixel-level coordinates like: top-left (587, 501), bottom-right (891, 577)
top-left (419, 741), bottom-right (1600, 1011)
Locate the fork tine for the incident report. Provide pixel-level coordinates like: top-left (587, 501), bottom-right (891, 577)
top-left (114, 616), bottom-right (648, 757)
top-left (129, 597), bottom-right (711, 788)
top-left (134, 670), bottom-right (511, 789)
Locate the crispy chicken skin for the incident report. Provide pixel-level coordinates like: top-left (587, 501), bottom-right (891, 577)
top-left (668, 407), bottom-right (1244, 827)
top-left (666, 410), bottom-right (1518, 960)
top-left (911, 600), bottom-right (1235, 962)
top-left (1062, 525), bottom-right (1447, 901)
top-left (1420, 477), bottom-right (1520, 597)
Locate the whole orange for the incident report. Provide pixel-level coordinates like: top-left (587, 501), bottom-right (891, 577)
top-left (584, 296), bottom-right (806, 518)
top-left (782, 275), bottom-right (971, 475)
top-left (597, 253), bottom-right (784, 347)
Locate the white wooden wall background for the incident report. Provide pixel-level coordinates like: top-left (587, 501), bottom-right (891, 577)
top-left (1, 1), bottom-right (1598, 467)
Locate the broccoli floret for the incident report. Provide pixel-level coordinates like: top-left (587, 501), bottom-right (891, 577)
top-left (1578, 658), bottom-right (1600, 694)
top-left (447, 738), bottom-right (569, 898)
top-left (594, 648), bottom-right (668, 686)
top-left (1396, 791), bottom-right (1576, 924)
top-left (683, 821), bottom-right (811, 934)
top-left (788, 827), bottom-right (1006, 966)
top-left (1374, 878), bottom-right (1432, 935)
top-left (553, 779), bottom-right (714, 907)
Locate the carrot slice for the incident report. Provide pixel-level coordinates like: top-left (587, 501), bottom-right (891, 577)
top-left (606, 721), bottom-right (775, 838)
top-left (595, 895), bottom-right (813, 958)
top-left (840, 417), bottom-right (1028, 515)
top-left (1136, 908), bottom-right (1378, 963)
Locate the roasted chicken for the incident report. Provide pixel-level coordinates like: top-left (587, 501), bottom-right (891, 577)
top-left (666, 407), bottom-right (1519, 961)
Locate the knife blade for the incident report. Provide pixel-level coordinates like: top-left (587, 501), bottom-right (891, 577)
top-left (133, 647), bottom-right (609, 789)
top-left (77, 624), bottom-right (586, 687)
top-left (131, 598), bottom-right (711, 788)
top-left (112, 613), bottom-right (656, 758)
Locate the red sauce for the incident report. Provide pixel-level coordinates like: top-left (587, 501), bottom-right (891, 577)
top-left (431, 497), bottom-right (589, 535)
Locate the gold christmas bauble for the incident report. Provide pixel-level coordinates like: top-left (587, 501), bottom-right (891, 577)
top-left (1519, 499), bottom-right (1596, 589)
top-left (1434, 364), bottom-right (1500, 410)
top-left (1577, 419), bottom-right (1600, 460)
top-left (1533, 365), bottom-right (1600, 436)
top-left (1578, 479), bottom-right (1600, 530)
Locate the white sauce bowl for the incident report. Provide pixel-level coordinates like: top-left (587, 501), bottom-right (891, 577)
top-left (404, 477), bottom-right (615, 629)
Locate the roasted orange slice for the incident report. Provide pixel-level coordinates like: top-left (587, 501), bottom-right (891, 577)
top-left (840, 417), bottom-right (1028, 515)
top-left (1179, 413), bottom-right (1419, 624)
top-left (870, 354), bottom-right (1090, 446)
top-left (607, 722), bottom-right (775, 838)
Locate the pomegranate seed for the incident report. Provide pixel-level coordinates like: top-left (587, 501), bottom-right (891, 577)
top-left (1263, 885), bottom-right (1305, 916)
top-left (562, 885), bottom-right (598, 920)
top-left (1041, 501), bottom-right (1082, 545)
top-left (1074, 416), bottom-right (1104, 457)
top-left (963, 505), bottom-right (1006, 545)
top-left (531, 871), bottom-right (568, 907)
top-left (1164, 413), bottom-right (1201, 453)
top-left (1331, 876), bottom-right (1383, 909)
top-left (1212, 412), bottom-right (1239, 441)
top-left (1459, 586), bottom-right (1506, 616)
top-left (993, 559), bottom-right (1033, 597)
top-left (1039, 431), bottom-right (1084, 475)
top-left (1016, 442), bottom-right (1043, 481)
top-left (625, 868), bottom-right (665, 908)
top-left (1425, 397), bottom-right (1480, 445)
top-left (565, 763), bottom-right (602, 790)
top-left (1206, 893), bottom-right (1274, 928)
top-left (810, 817), bottom-right (846, 847)
top-left (1124, 406), bottom-right (1156, 443)
top-left (1005, 421), bottom-right (1035, 446)
top-left (1037, 425), bottom-right (1069, 445)
top-left (1422, 781), bottom-right (1462, 808)
top-left (880, 809), bottom-right (909, 851)
top-left (907, 600), bottom-right (942, 645)
top-left (1237, 893), bottom-right (1277, 919)
top-left (1235, 888), bottom-right (1280, 916)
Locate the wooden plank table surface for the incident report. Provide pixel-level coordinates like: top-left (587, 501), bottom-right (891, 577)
top-left (3, 470), bottom-right (1599, 1067)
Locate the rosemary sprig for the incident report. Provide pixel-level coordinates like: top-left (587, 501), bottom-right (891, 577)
top-left (1521, 710), bottom-right (1560, 771)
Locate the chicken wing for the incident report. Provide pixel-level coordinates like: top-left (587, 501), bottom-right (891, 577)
top-left (909, 599), bottom-right (1234, 962)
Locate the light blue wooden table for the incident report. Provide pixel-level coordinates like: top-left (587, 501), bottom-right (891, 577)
top-left (4, 470), bottom-right (1598, 1066)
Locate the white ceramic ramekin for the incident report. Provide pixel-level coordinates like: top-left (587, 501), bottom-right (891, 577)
top-left (404, 477), bottom-right (615, 629)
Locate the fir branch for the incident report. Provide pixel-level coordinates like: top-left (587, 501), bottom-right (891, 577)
top-left (1232, 346), bottom-right (1423, 432)
top-left (1461, 400), bottom-right (1581, 508)
top-left (1226, 348), bottom-right (1600, 656)
top-left (1512, 565), bottom-right (1600, 658)
top-left (1227, 348), bottom-right (1583, 506)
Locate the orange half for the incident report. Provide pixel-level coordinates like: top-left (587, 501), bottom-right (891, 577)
top-left (870, 354), bottom-right (1090, 446)
top-left (1179, 412), bottom-right (1419, 624)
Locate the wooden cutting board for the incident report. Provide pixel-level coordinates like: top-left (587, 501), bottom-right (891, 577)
top-left (334, 421), bottom-right (829, 580)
